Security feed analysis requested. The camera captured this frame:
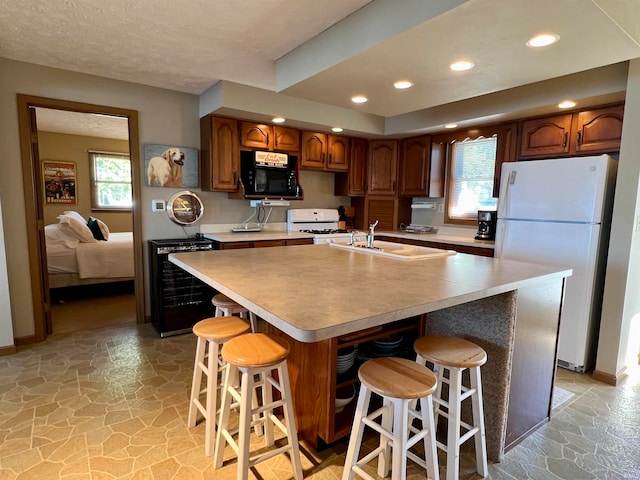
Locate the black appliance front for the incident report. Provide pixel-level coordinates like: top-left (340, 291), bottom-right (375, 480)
top-left (148, 238), bottom-right (215, 337)
top-left (475, 210), bottom-right (497, 241)
top-left (240, 150), bottom-right (300, 197)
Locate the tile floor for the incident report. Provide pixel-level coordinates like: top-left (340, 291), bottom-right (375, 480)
top-left (0, 294), bottom-right (639, 479)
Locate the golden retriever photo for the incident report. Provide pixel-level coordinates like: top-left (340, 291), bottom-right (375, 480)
top-left (144, 144), bottom-right (198, 188)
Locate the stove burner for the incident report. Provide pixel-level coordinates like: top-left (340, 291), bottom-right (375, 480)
top-left (301, 229), bottom-right (349, 235)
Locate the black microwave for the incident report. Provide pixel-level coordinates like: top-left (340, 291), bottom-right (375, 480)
top-left (240, 150), bottom-right (300, 197)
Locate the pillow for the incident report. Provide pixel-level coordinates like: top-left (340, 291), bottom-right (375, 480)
top-left (44, 224), bottom-right (80, 249)
top-left (58, 214), bottom-right (96, 243)
top-left (87, 217), bottom-right (110, 241)
top-left (62, 210), bottom-right (87, 224)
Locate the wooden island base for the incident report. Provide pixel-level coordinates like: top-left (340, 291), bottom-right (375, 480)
top-left (268, 280), bottom-right (563, 462)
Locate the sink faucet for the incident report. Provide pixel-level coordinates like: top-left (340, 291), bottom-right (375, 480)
top-left (367, 220), bottom-right (379, 248)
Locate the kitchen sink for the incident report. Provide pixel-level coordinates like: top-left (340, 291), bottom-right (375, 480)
top-left (329, 240), bottom-right (456, 260)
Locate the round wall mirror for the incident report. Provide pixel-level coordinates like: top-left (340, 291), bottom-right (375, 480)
top-left (166, 191), bottom-right (204, 226)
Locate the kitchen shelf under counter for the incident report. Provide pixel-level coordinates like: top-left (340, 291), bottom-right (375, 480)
top-left (169, 244), bottom-right (571, 460)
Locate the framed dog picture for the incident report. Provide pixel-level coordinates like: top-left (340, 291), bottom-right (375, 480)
top-left (42, 160), bottom-right (77, 205)
top-left (144, 144), bottom-right (199, 188)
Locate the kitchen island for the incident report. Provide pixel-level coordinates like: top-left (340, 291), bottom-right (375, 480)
top-left (170, 244), bottom-right (571, 461)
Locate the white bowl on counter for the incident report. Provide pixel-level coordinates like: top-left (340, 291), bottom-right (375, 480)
top-left (335, 384), bottom-right (356, 413)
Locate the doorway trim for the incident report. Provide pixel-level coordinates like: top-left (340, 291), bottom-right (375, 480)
top-left (17, 95), bottom-right (144, 343)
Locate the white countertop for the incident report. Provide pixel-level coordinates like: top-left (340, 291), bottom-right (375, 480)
top-left (170, 244), bottom-right (569, 342)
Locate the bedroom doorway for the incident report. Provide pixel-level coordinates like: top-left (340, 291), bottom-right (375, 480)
top-left (17, 95), bottom-right (144, 341)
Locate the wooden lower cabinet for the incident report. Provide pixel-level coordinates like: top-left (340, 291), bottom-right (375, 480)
top-left (213, 238), bottom-right (313, 250)
top-left (266, 316), bottom-right (425, 448)
top-left (377, 235), bottom-right (494, 257)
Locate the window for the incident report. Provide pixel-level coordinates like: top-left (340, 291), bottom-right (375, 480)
top-left (89, 151), bottom-right (132, 210)
top-left (447, 136), bottom-right (498, 221)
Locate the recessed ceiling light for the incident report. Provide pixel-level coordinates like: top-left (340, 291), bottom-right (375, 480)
top-left (445, 123), bottom-right (458, 129)
top-left (558, 100), bottom-right (576, 109)
top-left (351, 95), bottom-right (368, 104)
top-left (272, 117), bottom-right (285, 124)
top-left (526, 33), bottom-right (560, 48)
top-left (332, 127), bottom-right (343, 133)
top-left (393, 80), bottom-right (413, 90)
top-left (450, 60), bottom-right (474, 71)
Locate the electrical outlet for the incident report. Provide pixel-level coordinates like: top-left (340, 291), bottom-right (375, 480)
top-left (438, 204), bottom-right (444, 213)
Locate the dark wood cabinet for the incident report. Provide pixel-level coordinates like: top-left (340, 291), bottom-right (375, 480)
top-left (352, 195), bottom-right (411, 231)
top-left (519, 104), bottom-right (623, 159)
top-left (334, 137), bottom-right (367, 196)
top-left (399, 135), bottom-right (430, 196)
top-left (368, 140), bottom-right (398, 195)
top-left (574, 105), bottom-right (624, 154)
top-left (240, 122), bottom-right (300, 152)
top-left (300, 132), bottom-right (349, 171)
top-left (378, 235), bottom-right (494, 257)
top-left (213, 238), bottom-right (313, 250)
top-left (200, 115), bottom-right (239, 192)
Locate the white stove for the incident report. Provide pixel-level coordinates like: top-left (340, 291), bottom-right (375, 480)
top-left (287, 208), bottom-right (365, 245)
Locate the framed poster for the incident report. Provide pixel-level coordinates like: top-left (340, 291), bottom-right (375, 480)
top-left (42, 161), bottom-right (77, 205)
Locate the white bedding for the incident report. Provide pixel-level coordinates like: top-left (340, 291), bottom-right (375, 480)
top-left (45, 224), bottom-right (134, 280)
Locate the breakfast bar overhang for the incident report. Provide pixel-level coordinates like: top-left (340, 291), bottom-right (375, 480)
top-left (170, 244), bottom-right (572, 461)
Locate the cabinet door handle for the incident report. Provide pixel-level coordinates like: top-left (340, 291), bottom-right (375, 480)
top-left (562, 132), bottom-right (568, 148)
top-left (576, 131), bottom-right (582, 146)
top-left (266, 133), bottom-right (270, 147)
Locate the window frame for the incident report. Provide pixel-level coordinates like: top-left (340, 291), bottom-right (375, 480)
top-left (88, 150), bottom-right (133, 211)
top-left (434, 123), bottom-right (517, 226)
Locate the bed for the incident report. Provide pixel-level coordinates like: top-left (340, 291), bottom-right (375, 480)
top-left (45, 211), bottom-right (135, 288)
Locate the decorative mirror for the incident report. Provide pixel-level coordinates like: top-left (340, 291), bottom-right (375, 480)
top-left (166, 190), bottom-right (204, 226)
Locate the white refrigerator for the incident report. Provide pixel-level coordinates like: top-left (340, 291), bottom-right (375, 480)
top-left (495, 154), bottom-right (617, 372)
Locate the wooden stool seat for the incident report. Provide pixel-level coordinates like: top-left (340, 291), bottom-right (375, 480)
top-left (192, 316), bottom-right (251, 341)
top-left (414, 335), bottom-right (488, 480)
top-left (211, 293), bottom-right (258, 332)
top-left (215, 333), bottom-right (303, 480)
top-left (221, 333), bottom-right (289, 368)
top-left (359, 356), bottom-right (437, 399)
top-left (414, 335), bottom-right (487, 368)
top-left (188, 316), bottom-right (251, 457)
top-left (211, 293), bottom-right (241, 308)
top-left (343, 357), bottom-right (440, 480)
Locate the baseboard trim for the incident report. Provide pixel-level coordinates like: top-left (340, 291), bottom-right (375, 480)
top-left (592, 367), bottom-right (627, 386)
top-left (14, 335), bottom-right (38, 347)
top-left (0, 344), bottom-right (17, 356)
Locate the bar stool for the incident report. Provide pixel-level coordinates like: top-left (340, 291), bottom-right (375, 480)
top-left (414, 335), bottom-right (488, 480)
top-left (187, 316), bottom-right (251, 456)
top-left (342, 357), bottom-right (440, 480)
top-left (215, 333), bottom-right (303, 480)
top-left (211, 293), bottom-right (258, 332)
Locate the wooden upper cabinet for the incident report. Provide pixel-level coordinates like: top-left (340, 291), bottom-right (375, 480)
top-left (368, 140), bottom-right (398, 195)
top-left (327, 136), bottom-right (349, 171)
top-left (574, 105), bottom-right (624, 154)
top-left (399, 135), bottom-right (430, 196)
top-left (240, 122), bottom-right (299, 152)
top-left (200, 115), bottom-right (239, 192)
top-left (300, 132), bottom-right (327, 169)
top-left (494, 123), bottom-right (518, 197)
top-left (334, 137), bottom-right (366, 196)
top-left (300, 132), bottom-right (349, 171)
top-left (519, 114), bottom-right (572, 158)
top-left (428, 141), bottom-right (446, 198)
top-left (519, 104), bottom-right (624, 159)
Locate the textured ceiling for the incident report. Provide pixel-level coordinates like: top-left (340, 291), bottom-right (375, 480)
top-left (3, 0), bottom-right (640, 138)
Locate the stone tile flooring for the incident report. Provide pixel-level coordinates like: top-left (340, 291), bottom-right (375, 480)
top-left (0, 319), bottom-right (638, 479)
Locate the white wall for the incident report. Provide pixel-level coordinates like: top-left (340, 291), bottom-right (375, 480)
top-left (0, 196), bottom-right (14, 349)
top-left (0, 58), bottom-right (350, 340)
top-left (597, 58), bottom-right (640, 378)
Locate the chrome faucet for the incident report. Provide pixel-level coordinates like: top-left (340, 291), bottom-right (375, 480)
top-left (366, 220), bottom-right (379, 248)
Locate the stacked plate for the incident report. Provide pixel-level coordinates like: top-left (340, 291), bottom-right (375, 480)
top-left (336, 346), bottom-right (357, 374)
top-left (371, 335), bottom-right (404, 357)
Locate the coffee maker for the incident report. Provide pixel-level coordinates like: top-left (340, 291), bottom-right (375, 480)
top-left (475, 210), bottom-right (497, 240)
